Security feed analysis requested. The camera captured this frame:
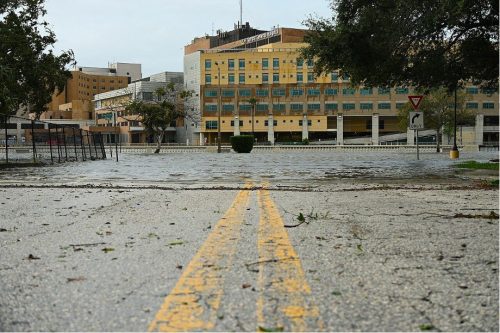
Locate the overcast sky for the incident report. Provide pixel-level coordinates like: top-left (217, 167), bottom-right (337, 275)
top-left (44, 0), bottom-right (332, 77)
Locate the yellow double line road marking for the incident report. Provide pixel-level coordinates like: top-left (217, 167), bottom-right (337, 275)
top-left (257, 186), bottom-right (323, 331)
top-left (148, 186), bottom-right (251, 332)
top-left (148, 184), bottom-right (322, 332)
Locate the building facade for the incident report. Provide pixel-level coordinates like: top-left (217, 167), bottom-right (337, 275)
top-left (41, 63), bottom-right (142, 122)
top-left (93, 72), bottom-right (184, 144)
top-left (184, 25), bottom-right (499, 146)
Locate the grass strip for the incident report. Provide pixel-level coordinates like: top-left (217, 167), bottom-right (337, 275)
top-left (455, 161), bottom-right (499, 170)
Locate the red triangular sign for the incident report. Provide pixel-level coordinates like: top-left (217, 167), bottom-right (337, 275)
top-left (408, 95), bottom-right (424, 110)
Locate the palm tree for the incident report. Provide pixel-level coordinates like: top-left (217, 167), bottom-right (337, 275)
top-left (248, 97), bottom-right (257, 138)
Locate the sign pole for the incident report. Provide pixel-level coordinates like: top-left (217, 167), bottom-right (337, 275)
top-left (111, 111), bottom-right (118, 162)
top-left (416, 129), bottom-right (419, 160)
top-left (408, 95), bottom-right (424, 161)
top-left (108, 119), bottom-right (112, 158)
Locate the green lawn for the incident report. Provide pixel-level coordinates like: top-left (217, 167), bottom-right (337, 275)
top-left (455, 161), bottom-right (499, 170)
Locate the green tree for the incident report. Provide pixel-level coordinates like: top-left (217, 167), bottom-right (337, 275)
top-left (125, 85), bottom-right (192, 153)
top-left (302, 0), bottom-right (498, 91)
top-left (0, 0), bottom-right (74, 118)
top-left (398, 88), bottom-right (474, 152)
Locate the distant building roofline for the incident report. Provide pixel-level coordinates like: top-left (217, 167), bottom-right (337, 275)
top-left (185, 24), bottom-right (308, 55)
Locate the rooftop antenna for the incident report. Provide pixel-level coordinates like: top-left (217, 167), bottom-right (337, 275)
top-left (240, 0), bottom-right (242, 28)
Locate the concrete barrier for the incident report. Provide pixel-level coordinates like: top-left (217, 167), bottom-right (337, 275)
top-left (74, 144), bottom-right (465, 154)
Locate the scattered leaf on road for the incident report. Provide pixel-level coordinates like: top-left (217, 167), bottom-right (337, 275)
top-left (258, 326), bottom-right (284, 332)
top-left (102, 247), bottom-right (115, 253)
top-left (297, 212), bottom-right (305, 222)
top-left (27, 254), bottom-right (40, 260)
top-left (419, 324), bottom-right (435, 331)
top-left (67, 276), bottom-right (86, 283)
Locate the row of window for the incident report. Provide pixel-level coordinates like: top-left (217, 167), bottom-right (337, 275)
top-left (205, 72), bottom-right (314, 84)
top-left (78, 77), bottom-right (123, 84)
top-left (466, 102), bottom-right (495, 109)
top-left (205, 72), bottom-right (353, 85)
top-left (205, 58), bottom-right (315, 71)
top-left (205, 119), bottom-right (388, 130)
top-left (465, 87), bottom-right (497, 95)
top-left (227, 120), bottom-right (281, 127)
top-left (79, 83), bottom-right (116, 89)
top-left (204, 87), bottom-right (409, 97)
top-left (203, 102), bottom-right (414, 112)
top-left (205, 119), bottom-right (316, 130)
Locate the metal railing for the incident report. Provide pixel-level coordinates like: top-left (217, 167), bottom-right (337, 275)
top-left (0, 115), bottom-right (106, 165)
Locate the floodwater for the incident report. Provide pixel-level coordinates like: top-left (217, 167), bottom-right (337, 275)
top-left (0, 150), bottom-right (497, 187)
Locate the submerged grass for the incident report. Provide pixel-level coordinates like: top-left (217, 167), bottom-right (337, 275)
top-left (455, 161), bottom-right (499, 170)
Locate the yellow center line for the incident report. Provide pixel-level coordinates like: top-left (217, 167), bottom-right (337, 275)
top-left (257, 184), bottom-right (323, 331)
top-left (148, 184), bottom-right (251, 332)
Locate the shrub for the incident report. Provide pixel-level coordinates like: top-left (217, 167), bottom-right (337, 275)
top-left (230, 135), bottom-right (254, 153)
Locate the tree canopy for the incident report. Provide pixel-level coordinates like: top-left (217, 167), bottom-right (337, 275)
top-left (125, 85), bottom-right (192, 153)
top-left (0, 0), bottom-right (74, 118)
top-left (302, 0), bottom-right (499, 91)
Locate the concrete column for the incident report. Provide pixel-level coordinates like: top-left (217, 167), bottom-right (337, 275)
top-left (337, 114), bottom-right (344, 145)
top-left (372, 114), bottom-right (379, 145)
top-left (302, 114), bottom-right (308, 140)
top-left (199, 132), bottom-right (205, 146)
top-left (16, 122), bottom-right (22, 144)
top-left (267, 114), bottom-right (275, 144)
top-left (233, 115), bottom-right (240, 136)
top-left (475, 114), bottom-right (484, 145)
top-left (407, 128), bottom-right (414, 145)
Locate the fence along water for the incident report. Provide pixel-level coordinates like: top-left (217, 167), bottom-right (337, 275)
top-left (0, 115), bottom-right (107, 164)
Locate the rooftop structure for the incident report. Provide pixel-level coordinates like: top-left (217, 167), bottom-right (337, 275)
top-left (76, 62), bottom-right (142, 82)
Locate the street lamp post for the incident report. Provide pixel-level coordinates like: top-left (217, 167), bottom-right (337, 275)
top-left (450, 87), bottom-right (459, 159)
top-left (215, 62), bottom-right (222, 153)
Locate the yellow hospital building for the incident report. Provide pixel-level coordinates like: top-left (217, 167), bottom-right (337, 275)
top-left (183, 23), bottom-right (498, 146)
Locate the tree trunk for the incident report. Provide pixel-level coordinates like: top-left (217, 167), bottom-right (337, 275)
top-left (436, 128), bottom-right (441, 153)
top-left (155, 132), bottom-right (164, 154)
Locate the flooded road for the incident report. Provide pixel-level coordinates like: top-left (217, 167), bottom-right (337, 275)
top-left (0, 150), bottom-right (496, 187)
top-left (1, 149), bottom-right (498, 331)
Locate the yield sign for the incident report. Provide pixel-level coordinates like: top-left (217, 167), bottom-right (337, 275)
top-left (408, 95), bottom-right (424, 110)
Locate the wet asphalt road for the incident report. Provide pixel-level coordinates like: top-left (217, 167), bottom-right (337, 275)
top-left (0, 151), bottom-right (498, 331)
